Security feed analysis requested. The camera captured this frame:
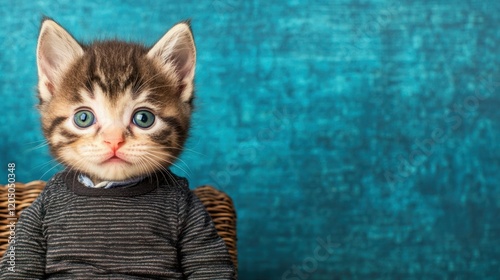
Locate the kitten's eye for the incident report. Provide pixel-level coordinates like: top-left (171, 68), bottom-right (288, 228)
top-left (74, 110), bottom-right (95, 128)
top-left (133, 110), bottom-right (155, 128)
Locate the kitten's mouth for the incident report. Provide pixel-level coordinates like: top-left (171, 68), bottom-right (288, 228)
top-left (103, 155), bottom-right (131, 164)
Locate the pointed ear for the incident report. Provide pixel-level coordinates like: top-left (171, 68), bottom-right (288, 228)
top-left (37, 19), bottom-right (84, 103)
top-left (147, 22), bottom-right (196, 103)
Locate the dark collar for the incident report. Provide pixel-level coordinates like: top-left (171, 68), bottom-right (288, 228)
top-left (61, 169), bottom-right (167, 197)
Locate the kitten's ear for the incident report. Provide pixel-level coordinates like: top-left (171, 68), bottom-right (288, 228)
top-left (147, 22), bottom-right (196, 103)
top-left (37, 19), bottom-right (84, 103)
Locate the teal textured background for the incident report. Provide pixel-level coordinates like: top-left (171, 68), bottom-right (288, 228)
top-left (1, 0), bottom-right (499, 279)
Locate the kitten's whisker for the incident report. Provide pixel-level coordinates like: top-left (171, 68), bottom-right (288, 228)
top-left (61, 158), bottom-right (84, 184)
top-left (144, 151), bottom-right (191, 178)
top-left (140, 155), bottom-right (171, 186)
top-left (135, 157), bottom-right (152, 181)
top-left (149, 145), bottom-right (205, 157)
top-left (145, 145), bottom-right (196, 158)
top-left (143, 84), bottom-right (178, 92)
top-left (33, 158), bottom-right (59, 170)
top-left (24, 141), bottom-right (50, 152)
top-left (180, 147), bottom-right (206, 157)
top-left (36, 152), bottom-right (71, 179)
top-left (163, 168), bottom-right (183, 189)
top-left (135, 71), bottom-right (166, 93)
top-left (161, 142), bottom-right (206, 157)
top-left (169, 157), bottom-right (192, 176)
top-left (39, 162), bottom-right (63, 180)
top-left (20, 139), bottom-right (48, 146)
top-left (143, 158), bottom-right (161, 185)
top-left (134, 72), bottom-right (160, 93)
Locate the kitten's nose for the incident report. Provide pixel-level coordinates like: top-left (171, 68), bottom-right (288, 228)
top-left (102, 129), bottom-right (125, 152)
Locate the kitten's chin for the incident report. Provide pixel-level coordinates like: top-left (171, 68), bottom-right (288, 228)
top-left (82, 162), bottom-right (147, 182)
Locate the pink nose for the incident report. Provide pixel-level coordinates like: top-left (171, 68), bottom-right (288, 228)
top-left (102, 129), bottom-right (125, 152)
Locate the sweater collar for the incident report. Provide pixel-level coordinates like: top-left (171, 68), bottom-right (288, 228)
top-left (62, 169), bottom-right (164, 197)
top-left (77, 173), bottom-right (145, 189)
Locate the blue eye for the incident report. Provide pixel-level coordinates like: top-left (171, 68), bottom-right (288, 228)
top-left (133, 110), bottom-right (155, 128)
top-left (74, 110), bottom-right (95, 128)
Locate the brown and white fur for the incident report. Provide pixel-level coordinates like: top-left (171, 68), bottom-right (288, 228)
top-left (37, 19), bottom-right (195, 183)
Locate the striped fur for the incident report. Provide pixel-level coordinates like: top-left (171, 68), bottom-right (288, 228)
top-left (36, 19), bottom-right (196, 182)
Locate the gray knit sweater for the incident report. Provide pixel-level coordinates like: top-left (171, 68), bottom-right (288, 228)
top-left (0, 170), bottom-right (235, 279)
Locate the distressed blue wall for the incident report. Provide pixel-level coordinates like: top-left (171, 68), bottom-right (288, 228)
top-left (1, 0), bottom-right (499, 279)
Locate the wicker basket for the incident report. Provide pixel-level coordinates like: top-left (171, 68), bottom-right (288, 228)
top-left (0, 181), bottom-right (238, 276)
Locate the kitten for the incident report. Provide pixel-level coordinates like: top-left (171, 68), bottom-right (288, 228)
top-left (37, 18), bottom-right (194, 183)
top-left (0, 18), bottom-right (234, 279)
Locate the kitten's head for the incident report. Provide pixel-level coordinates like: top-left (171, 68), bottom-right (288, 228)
top-left (36, 19), bottom-right (196, 181)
